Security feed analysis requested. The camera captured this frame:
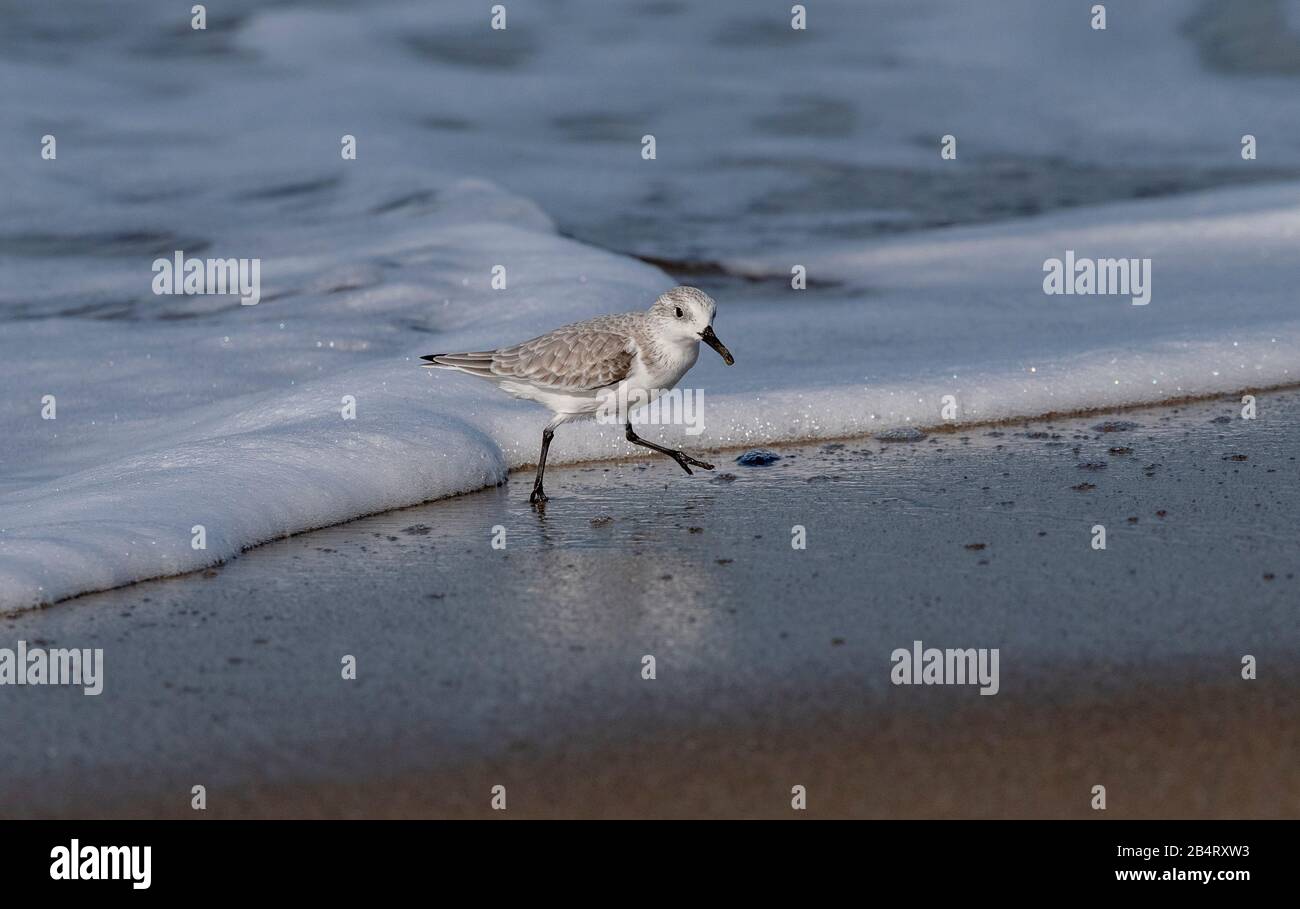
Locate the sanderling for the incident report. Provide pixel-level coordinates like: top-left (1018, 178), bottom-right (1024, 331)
top-left (421, 285), bottom-right (735, 505)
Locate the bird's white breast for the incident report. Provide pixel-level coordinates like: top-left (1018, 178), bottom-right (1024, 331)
top-left (630, 338), bottom-right (699, 401)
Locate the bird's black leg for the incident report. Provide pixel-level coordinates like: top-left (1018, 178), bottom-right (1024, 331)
top-left (624, 421), bottom-right (713, 475)
top-left (530, 427), bottom-right (554, 505)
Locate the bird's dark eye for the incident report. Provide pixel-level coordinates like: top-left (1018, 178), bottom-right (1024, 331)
top-left (675, 307), bottom-right (683, 318)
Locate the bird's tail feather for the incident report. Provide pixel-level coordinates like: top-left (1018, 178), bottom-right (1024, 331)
top-left (420, 351), bottom-right (497, 378)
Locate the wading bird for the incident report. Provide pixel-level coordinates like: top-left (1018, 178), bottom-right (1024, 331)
top-left (421, 285), bottom-right (735, 505)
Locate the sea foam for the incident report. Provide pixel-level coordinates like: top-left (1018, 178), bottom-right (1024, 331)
top-left (3, 0), bottom-right (1300, 609)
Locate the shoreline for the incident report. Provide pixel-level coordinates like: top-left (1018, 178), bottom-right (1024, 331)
top-left (10, 379), bottom-right (1298, 617)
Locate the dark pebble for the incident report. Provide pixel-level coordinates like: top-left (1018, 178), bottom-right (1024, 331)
top-left (877, 427), bottom-right (927, 442)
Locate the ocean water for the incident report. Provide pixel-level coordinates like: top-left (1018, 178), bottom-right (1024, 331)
top-left (2, 0), bottom-right (1299, 609)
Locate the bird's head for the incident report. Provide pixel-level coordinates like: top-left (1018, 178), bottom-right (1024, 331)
top-left (649, 285), bottom-right (734, 365)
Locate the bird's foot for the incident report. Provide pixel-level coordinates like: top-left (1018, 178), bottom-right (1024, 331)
top-left (671, 451), bottom-right (714, 474)
top-left (529, 487), bottom-right (549, 506)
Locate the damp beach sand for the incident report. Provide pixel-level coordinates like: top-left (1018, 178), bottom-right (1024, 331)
top-left (3, 390), bottom-right (1298, 819)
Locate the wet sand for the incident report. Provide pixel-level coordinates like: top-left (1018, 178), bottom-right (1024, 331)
top-left (2, 391), bottom-right (1298, 818)
top-left (152, 675), bottom-right (1300, 819)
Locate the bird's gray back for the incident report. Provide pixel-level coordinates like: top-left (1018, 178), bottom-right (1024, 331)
top-left (491, 311), bottom-right (647, 391)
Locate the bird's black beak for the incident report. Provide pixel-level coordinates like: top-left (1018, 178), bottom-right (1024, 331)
top-left (700, 325), bottom-right (735, 365)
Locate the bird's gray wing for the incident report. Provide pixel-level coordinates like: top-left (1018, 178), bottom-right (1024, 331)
top-left (490, 328), bottom-right (637, 391)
